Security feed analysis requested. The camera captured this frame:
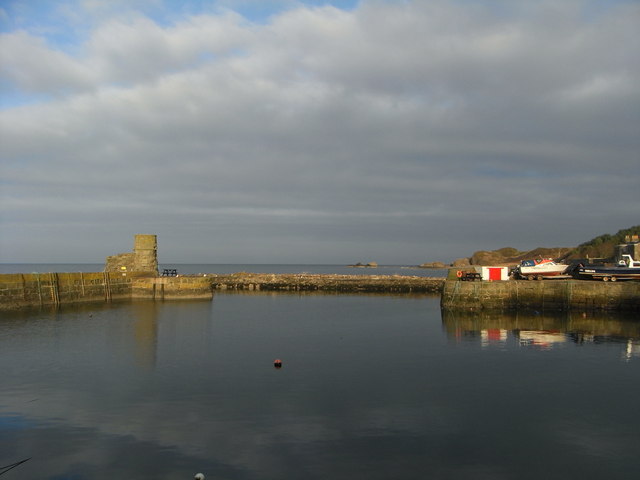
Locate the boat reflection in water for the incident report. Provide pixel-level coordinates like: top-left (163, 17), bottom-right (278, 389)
top-left (518, 329), bottom-right (566, 349)
top-left (441, 309), bottom-right (640, 358)
top-left (625, 338), bottom-right (640, 361)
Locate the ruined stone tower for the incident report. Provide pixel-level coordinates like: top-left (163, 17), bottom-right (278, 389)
top-left (105, 234), bottom-right (158, 275)
top-left (133, 234), bottom-right (158, 272)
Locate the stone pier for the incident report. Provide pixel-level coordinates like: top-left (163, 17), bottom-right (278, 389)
top-left (441, 279), bottom-right (640, 312)
top-left (0, 272), bottom-right (213, 311)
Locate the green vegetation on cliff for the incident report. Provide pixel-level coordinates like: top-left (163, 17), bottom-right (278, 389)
top-left (562, 225), bottom-right (640, 261)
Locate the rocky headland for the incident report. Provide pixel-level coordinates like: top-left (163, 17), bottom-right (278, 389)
top-left (424, 225), bottom-right (640, 267)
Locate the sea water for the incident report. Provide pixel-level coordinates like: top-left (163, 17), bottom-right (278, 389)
top-left (0, 263), bottom-right (447, 277)
top-left (1, 284), bottom-right (639, 479)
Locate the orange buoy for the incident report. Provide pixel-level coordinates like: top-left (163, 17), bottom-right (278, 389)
top-left (273, 359), bottom-right (283, 368)
top-left (456, 270), bottom-right (463, 278)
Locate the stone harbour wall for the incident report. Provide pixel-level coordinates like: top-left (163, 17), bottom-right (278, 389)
top-left (441, 279), bottom-right (640, 312)
top-left (0, 272), bottom-right (213, 311)
top-left (0, 272), bottom-right (133, 310)
top-left (132, 276), bottom-right (213, 300)
top-left (3, 269), bottom-right (638, 313)
top-left (207, 272), bottom-right (445, 294)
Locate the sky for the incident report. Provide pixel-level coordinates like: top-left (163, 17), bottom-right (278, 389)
top-left (1, 0), bottom-right (639, 265)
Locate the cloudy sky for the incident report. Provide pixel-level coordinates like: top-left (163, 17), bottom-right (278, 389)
top-left (1, 0), bottom-right (638, 265)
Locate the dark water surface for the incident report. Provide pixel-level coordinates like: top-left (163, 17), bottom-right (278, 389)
top-left (1, 293), bottom-right (639, 480)
top-left (0, 263), bottom-right (447, 277)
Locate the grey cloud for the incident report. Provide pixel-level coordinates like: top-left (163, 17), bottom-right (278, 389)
top-left (0, 31), bottom-right (95, 93)
top-left (1, 0), bottom-right (639, 263)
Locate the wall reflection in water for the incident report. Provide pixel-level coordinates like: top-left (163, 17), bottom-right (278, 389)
top-left (441, 310), bottom-right (640, 359)
top-left (132, 302), bottom-right (159, 370)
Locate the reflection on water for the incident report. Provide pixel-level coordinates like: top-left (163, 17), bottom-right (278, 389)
top-left (132, 303), bottom-right (159, 369)
top-left (442, 310), bottom-right (640, 359)
top-left (518, 330), bottom-right (567, 349)
top-left (2, 294), bottom-right (640, 479)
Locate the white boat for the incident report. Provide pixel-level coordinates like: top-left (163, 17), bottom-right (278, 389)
top-left (516, 258), bottom-right (569, 280)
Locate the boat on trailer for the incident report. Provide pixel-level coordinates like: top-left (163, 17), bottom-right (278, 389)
top-left (575, 255), bottom-right (640, 282)
top-left (515, 258), bottom-right (569, 280)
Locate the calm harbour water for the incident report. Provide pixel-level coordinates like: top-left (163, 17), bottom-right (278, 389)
top-left (0, 263), bottom-right (447, 277)
top-left (1, 266), bottom-right (640, 479)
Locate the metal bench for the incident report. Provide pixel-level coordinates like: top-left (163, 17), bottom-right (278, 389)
top-left (460, 272), bottom-right (482, 281)
top-left (162, 269), bottom-right (178, 277)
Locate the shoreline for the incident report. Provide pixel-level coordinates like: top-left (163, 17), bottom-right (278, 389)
top-left (2, 270), bottom-right (639, 312)
top-left (0, 271), bottom-right (445, 311)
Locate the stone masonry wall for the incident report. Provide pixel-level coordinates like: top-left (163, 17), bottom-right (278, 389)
top-left (0, 272), bottom-right (133, 310)
top-left (132, 276), bottom-right (213, 300)
top-left (207, 272), bottom-right (444, 293)
top-left (104, 253), bottom-right (137, 273)
top-left (133, 234), bottom-right (158, 273)
top-left (105, 234), bottom-right (158, 275)
top-left (0, 272), bottom-right (213, 311)
top-left (441, 279), bottom-right (640, 312)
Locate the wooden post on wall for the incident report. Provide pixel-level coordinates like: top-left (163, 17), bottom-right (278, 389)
top-left (36, 273), bottom-right (42, 306)
top-left (50, 272), bottom-right (60, 306)
top-left (103, 272), bottom-right (112, 302)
